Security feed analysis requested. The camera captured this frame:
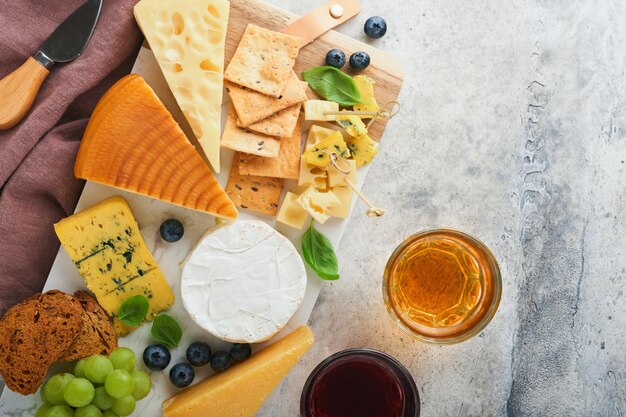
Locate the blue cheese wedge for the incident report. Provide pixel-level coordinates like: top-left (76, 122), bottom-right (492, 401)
top-left (181, 221), bottom-right (307, 343)
top-left (353, 75), bottom-right (379, 114)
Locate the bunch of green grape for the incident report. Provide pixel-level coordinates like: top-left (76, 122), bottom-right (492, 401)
top-left (36, 347), bottom-right (152, 417)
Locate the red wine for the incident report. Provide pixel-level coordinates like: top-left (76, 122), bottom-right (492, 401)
top-left (309, 355), bottom-right (404, 417)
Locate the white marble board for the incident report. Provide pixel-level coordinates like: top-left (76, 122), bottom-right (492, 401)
top-left (0, 46), bottom-right (373, 416)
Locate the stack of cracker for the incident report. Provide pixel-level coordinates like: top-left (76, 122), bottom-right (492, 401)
top-left (221, 24), bottom-right (307, 216)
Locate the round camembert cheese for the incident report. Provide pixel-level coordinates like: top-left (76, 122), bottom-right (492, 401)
top-left (181, 220), bottom-right (307, 343)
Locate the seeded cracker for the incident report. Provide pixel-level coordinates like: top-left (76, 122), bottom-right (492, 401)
top-left (221, 106), bottom-right (281, 157)
top-left (226, 153), bottom-right (284, 216)
top-left (224, 24), bottom-right (302, 97)
top-left (227, 72), bottom-right (308, 126)
top-left (238, 102), bottom-right (302, 139)
top-left (238, 116), bottom-right (302, 180)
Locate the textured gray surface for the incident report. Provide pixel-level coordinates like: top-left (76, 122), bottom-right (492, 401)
top-left (267, 0), bottom-right (626, 416)
top-left (2, 1), bottom-right (625, 416)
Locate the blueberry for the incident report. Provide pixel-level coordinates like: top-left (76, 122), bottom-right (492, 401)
top-left (325, 49), bottom-right (346, 68)
top-left (364, 16), bottom-right (387, 39)
top-left (210, 351), bottom-right (231, 372)
top-left (169, 363), bottom-right (195, 387)
top-left (143, 344), bottom-right (171, 371)
top-left (229, 343), bottom-right (252, 362)
top-left (160, 219), bottom-right (184, 242)
top-left (186, 342), bottom-right (212, 367)
top-left (349, 51), bottom-right (371, 71)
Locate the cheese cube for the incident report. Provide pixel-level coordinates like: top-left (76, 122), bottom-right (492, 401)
top-left (134, 0), bottom-right (230, 172)
top-left (329, 187), bottom-right (354, 219)
top-left (162, 326), bottom-right (314, 417)
top-left (353, 75), bottom-right (380, 114)
top-left (304, 100), bottom-right (339, 121)
top-left (303, 131), bottom-right (350, 168)
top-left (298, 156), bottom-right (328, 190)
top-left (276, 192), bottom-right (309, 230)
top-left (346, 134), bottom-right (380, 167)
top-left (336, 113), bottom-right (368, 137)
top-left (328, 159), bottom-right (357, 188)
top-left (54, 196), bottom-right (174, 335)
top-left (305, 124), bottom-right (337, 150)
top-left (296, 186), bottom-right (340, 224)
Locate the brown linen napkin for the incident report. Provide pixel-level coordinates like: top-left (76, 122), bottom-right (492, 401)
top-left (0, 0), bottom-right (142, 315)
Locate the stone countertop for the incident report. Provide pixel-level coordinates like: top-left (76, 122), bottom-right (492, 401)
top-left (266, 0), bottom-right (626, 416)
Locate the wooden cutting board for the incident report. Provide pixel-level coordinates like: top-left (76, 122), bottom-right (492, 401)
top-left (225, 0), bottom-right (404, 142)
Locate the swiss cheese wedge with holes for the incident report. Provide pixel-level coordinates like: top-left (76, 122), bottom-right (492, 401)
top-left (75, 75), bottom-right (237, 220)
top-left (134, 0), bottom-right (229, 172)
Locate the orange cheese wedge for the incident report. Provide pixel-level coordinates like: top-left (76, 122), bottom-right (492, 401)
top-left (75, 75), bottom-right (237, 220)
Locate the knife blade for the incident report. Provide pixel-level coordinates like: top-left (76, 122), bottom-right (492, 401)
top-left (0, 0), bottom-right (103, 130)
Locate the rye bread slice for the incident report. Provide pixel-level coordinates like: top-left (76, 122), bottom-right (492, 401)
top-left (0, 290), bottom-right (84, 394)
top-left (60, 292), bottom-right (117, 361)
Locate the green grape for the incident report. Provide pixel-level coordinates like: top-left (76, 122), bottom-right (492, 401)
top-left (35, 403), bottom-right (52, 417)
top-left (44, 404), bottom-right (73, 417)
top-left (74, 358), bottom-right (87, 378)
top-left (63, 378), bottom-right (95, 408)
top-left (43, 373), bottom-right (75, 405)
top-left (92, 386), bottom-right (115, 410)
top-left (131, 370), bottom-right (151, 400)
top-left (101, 411), bottom-right (118, 417)
top-left (108, 347), bottom-right (136, 372)
top-left (111, 395), bottom-right (135, 417)
top-left (74, 404), bottom-right (102, 417)
top-left (84, 355), bottom-right (114, 384)
top-left (104, 369), bottom-right (134, 399)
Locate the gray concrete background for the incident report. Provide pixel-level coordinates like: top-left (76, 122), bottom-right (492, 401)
top-left (268, 0), bottom-right (626, 416)
top-left (2, 1), bottom-right (625, 416)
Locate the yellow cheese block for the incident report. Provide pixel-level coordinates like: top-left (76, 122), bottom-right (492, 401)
top-left (305, 124), bottom-right (336, 150)
top-left (329, 187), bottom-right (354, 219)
top-left (134, 0), bottom-right (230, 172)
top-left (353, 75), bottom-right (380, 114)
top-left (54, 196), bottom-right (174, 336)
top-left (346, 134), bottom-right (380, 167)
top-left (304, 100), bottom-right (338, 122)
top-left (277, 192), bottom-right (309, 230)
top-left (296, 186), bottom-right (340, 224)
top-left (303, 131), bottom-right (350, 168)
top-left (336, 113), bottom-right (368, 137)
top-left (298, 156), bottom-right (328, 190)
top-left (162, 326), bottom-right (314, 417)
top-left (328, 159), bottom-right (357, 188)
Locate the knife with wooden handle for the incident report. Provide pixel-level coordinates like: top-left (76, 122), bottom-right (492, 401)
top-left (0, 0), bottom-right (103, 130)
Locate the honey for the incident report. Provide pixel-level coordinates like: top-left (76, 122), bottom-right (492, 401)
top-left (383, 229), bottom-right (501, 344)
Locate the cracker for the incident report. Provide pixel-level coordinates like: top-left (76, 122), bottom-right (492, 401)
top-left (238, 103), bottom-right (302, 139)
top-left (225, 153), bottom-right (284, 216)
top-left (221, 106), bottom-right (281, 157)
top-left (227, 73), bottom-right (308, 126)
top-left (224, 24), bottom-right (302, 97)
top-left (238, 116), bottom-right (302, 180)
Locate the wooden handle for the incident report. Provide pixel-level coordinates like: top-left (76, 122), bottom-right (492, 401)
top-left (0, 57), bottom-right (50, 130)
top-left (282, 0), bottom-right (361, 47)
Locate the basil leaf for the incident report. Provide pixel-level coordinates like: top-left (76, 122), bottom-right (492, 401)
top-left (117, 295), bottom-right (150, 326)
top-left (302, 66), bottom-right (361, 107)
top-left (151, 314), bottom-right (182, 348)
top-left (302, 222), bottom-right (340, 280)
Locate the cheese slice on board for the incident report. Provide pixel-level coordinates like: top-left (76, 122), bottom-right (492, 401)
top-left (162, 326), bottom-right (314, 417)
top-left (54, 196), bottom-right (174, 336)
top-left (75, 74), bottom-right (237, 221)
top-left (134, 0), bottom-right (229, 172)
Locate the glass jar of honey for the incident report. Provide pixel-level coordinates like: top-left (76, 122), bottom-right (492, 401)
top-left (383, 229), bottom-right (501, 344)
